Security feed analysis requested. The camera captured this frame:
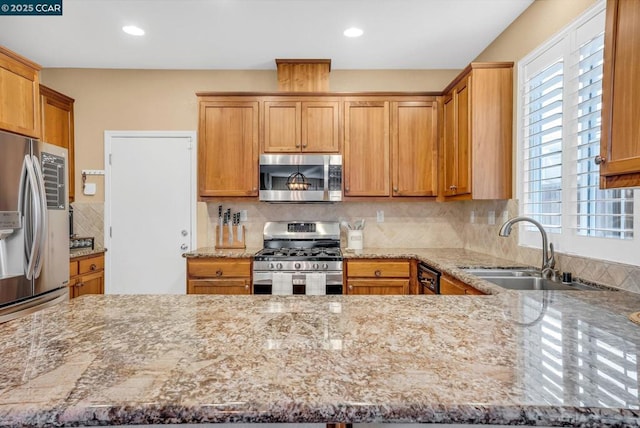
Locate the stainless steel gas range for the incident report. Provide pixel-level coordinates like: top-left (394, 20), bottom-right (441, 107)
top-left (253, 221), bottom-right (343, 295)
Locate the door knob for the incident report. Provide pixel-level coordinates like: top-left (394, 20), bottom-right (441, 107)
top-left (180, 244), bottom-right (188, 250)
top-left (181, 230), bottom-right (188, 236)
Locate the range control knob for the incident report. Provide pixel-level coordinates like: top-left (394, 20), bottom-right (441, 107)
top-left (322, 263), bottom-right (329, 270)
top-left (276, 263), bottom-right (283, 270)
top-left (269, 263), bottom-right (274, 270)
top-left (294, 262), bottom-right (301, 270)
top-left (313, 263), bottom-right (319, 270)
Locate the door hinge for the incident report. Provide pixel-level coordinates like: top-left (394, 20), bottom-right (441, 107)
top-left (109, 153), bottom-right (112, 165)
top-left (109, 226), bottom-right (112, 238)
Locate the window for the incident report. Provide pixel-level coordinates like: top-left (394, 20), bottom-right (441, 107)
top-left (518, 1), bottom-right (638, 265)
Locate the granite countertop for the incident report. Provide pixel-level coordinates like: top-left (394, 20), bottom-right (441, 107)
top-left (2, 270), bottom-right (640, 426)
top-left (18, 247), bottom-right (634, 426)
top-left (69, 247), bottom-right (107, 259)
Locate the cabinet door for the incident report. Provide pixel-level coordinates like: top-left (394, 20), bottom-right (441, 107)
top-left (74, 271), bottom-right (104, 298)
top-left (264, 101), bottom-right (301, 152)
top-left (455, 77), bottom-right (471, 196)
top-left (302, 101), bottom-right (340, 152)
top-left (440, 274), bottom-right (485, 295)
top-left (442, 78), bottom-right (471, 197)
top-left (600, 0), bottom-right (640, 188)
top-left (0, 47), bottom-right (41, 138)
top-left (442, 94), bottom-right (457, 197)
top-left (188, 279), bottom-right (251, 295)
top-left (391, 101), bottom-right (438, 196)
top-left (198, 101), bottom-right (259, 197)
top-left (344, 101), bottom-right (390, 196)
top-left (40, 85), bottom-right (75, 201)
top-left (346, 279), bottom-right (409, 295)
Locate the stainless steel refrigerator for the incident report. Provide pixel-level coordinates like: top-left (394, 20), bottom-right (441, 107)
top-left (0, 129), bottom-right (69, 323)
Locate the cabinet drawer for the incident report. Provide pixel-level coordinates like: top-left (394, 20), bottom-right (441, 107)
top-left (79, 255), bottom-right (104, 275)
top-left (188, 279), bottom-right (251, 295)
top-left (188, 259), bottom-right (251, 278)
top-left (346, 279), bottom-right (409, 295)
top-left (347, 260), bottom-right (410, 278)
top-left (69, 260), bottom-right (79, 277)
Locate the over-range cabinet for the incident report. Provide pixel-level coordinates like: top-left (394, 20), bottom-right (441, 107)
top-left (0, 130), bottom-right (69, 322)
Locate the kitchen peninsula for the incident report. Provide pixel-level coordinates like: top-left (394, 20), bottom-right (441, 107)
top-left (1, 250), bottom-right (640, 427)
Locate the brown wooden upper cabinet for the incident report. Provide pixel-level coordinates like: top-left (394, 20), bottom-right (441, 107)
top-left (197, 98), bottom-right (259, 198)
top-left (0, 46), bottom-right (41, 138)
top-left (343, 100), bottom-right (391, 197)
top-left (440, 62), bottom-right (513, 200)
top-left (344, 97), bottom-right (439, 198)
top-left (263, 99), bottom-right (340, 153)
top-left (599, 0), bottom-right (640, 189)
top-left (392, 100), bottom-right (439, 197)
top-left (40, 85), bottom-right (75, 201)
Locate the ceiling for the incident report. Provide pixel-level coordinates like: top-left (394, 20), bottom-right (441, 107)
top-left (0, 0), bottom-right (534, 70)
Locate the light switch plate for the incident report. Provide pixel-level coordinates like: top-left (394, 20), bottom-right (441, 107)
top-left (488, 210), bottom-right (496, 225)
top-left (240, 210), bottom-right (248, 221)
top-left (376, 210), bottom-right (384, 223)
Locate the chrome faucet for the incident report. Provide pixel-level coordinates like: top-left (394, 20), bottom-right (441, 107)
top-left (498, 216), bottom-right (556, 278)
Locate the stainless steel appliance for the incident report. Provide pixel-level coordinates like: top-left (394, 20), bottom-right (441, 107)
top-left (418, 262), bottom-right (441, 295)
top-left (0, 130), bottom-right (69, 323)
top-left (259, 154), bottom-right (342, 202)
top-left (253, 221), bottom-right (343, 294)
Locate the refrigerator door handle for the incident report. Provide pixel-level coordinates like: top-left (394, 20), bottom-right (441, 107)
top-left (21, 155), bottom-right (41, 280)
top-left (31, 155), bottom-right (48, 279)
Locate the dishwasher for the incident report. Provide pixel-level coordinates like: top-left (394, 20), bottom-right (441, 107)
top-left (418, 262), bottom-right (441, 294)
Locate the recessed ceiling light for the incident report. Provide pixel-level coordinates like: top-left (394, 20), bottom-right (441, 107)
top-left (343, 27), bottom-right (363, 38)
top-left (122, 25), bottom-right (145, 36)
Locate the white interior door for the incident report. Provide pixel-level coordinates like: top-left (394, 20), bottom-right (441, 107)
top-left (104, 131), bottom-right (196, 294)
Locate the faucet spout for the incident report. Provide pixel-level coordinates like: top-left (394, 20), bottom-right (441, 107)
top-left (498, 216), bottom-right (555, 273)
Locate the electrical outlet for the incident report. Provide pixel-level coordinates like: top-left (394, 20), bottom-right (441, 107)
top-left (376, 210), bottom-right (384, 223)
top-left (240, 210), bottom-right (248, 221)
top-left (488, 210), bottom-right (496, 225)
top-left (470, 210), bottom-right (476, 224)
top-left (502, 210), bottom-right (509, 224)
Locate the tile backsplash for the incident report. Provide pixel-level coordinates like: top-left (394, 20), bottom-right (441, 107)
top-left (71, 202), bottom-right (104, 248)
top-left (204, 201), bottom-right (467, 249)
top-left (205, 199), bottom-right (640, 293)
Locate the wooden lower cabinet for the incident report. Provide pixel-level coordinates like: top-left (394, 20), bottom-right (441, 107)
top-left (187, 258), bottom-right (251, 294)
top-left (345, 259), bottom-right (411, 295)
top-left (69, 253), bottom-right (105, 299)
top-left (440, 274), bottom-right (485, 295)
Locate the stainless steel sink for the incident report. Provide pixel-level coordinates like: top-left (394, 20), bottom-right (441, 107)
top-left (462, 268), bottom-right (604, 291)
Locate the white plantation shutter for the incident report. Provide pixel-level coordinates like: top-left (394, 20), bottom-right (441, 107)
top-left (518, 1), bottom-right (638, 264)
top-left (522, 57), bottom-right (564, 234)
top-left (573, 31), bottom-right (634, 239)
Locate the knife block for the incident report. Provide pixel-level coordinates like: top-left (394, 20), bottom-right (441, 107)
top-left (215, 225), bottom-right (246, 249)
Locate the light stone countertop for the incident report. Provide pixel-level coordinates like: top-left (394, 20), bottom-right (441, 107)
top-left (1, 245), bottom-right (640, 426)
top-left (69, 247), bottom-right (106, 259)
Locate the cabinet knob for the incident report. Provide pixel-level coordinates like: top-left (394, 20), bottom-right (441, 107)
top-left (302, 143), bottom-right (307, 148)
top-left (348, 284), bottom-right (353, 290)
top-left (216, 269), bottom-right (223, 277)
top-left (393, 187), bottom-right (398, 193)
top-left (245, 284), bottom-right (250, 290)
top-left (90, 264), bottom-right (97, 271)
top-left (345, 187), bottom-right (349, 193)
top-left (374, 270), bottom-right (382, 277)
top-left (594, 155), bottom-right (606, 165)
top-left (181, 244), bottom-right (188, 250)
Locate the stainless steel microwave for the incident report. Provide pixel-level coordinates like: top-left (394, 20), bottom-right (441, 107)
top-left (259, 154), bottom-right (342, 202)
